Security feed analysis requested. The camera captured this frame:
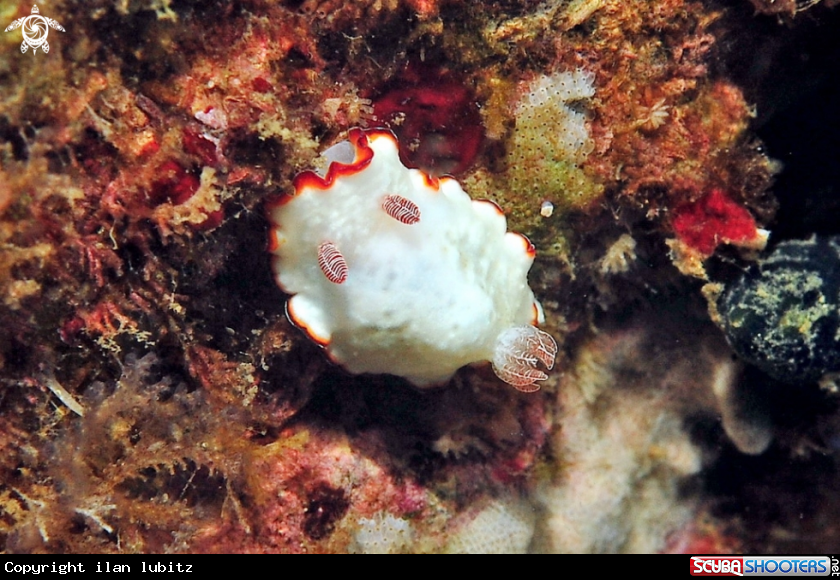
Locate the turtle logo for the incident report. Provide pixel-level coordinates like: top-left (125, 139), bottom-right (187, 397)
top-left (5, 5), bottom-right (65, 55)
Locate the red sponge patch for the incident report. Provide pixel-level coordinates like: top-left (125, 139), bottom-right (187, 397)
top-left (672, 189), bottom-right (760, 256)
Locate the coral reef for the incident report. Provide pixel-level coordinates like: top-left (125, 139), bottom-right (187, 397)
top-left (1, 0), bottom-right (839, 555)
top-left (535, 309), bottom-right (722, 552)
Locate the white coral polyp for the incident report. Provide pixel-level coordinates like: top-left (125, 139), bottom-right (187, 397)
top-left (268, 129), bottom-right (556, 390)
top-left (517, 69), bottom-right (596, 164)
top-left (352, 514), bottom-right (413, 554)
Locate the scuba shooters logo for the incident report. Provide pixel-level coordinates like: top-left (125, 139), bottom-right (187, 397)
top-left (691, 556), bottom-right (834, 576)
top-left (692, 557), bottom-right (744, 576)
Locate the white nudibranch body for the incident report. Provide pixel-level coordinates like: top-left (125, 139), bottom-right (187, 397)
top-left (268, 129), bottom-right (556, 391)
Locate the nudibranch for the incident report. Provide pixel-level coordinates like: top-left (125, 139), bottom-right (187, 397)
top-left (267, 128), bottom-right (557, 392)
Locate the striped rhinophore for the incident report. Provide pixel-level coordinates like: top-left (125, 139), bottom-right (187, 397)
top-left (317, 241), bottom-right (348, 284)
top-left (382, 194), bottom-right (421, 225)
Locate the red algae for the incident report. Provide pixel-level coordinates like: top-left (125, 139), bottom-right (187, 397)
top-left (672, 189), bottom-right (763, 256)
top-left (148, 161), bottom-right (200, 206)
top-left (371, 64), bottom-right (484, 176)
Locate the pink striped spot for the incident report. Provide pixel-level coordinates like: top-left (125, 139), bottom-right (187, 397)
top-left (317, 241), bottom-right (348, 284)
top-left (382, 194), bottom-right (421, 225)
